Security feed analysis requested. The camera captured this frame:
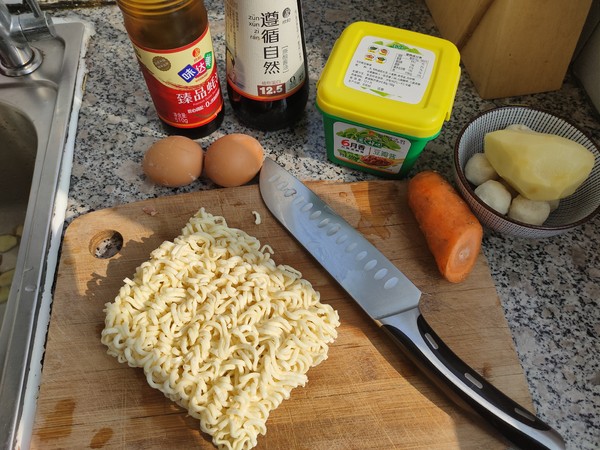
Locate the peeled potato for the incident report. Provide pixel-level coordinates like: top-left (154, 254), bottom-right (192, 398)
top-left (484, 128), bottom-right (595, 201)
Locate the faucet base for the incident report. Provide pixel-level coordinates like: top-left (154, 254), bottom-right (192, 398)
top-left (0, 46), bottom-right (42, 76)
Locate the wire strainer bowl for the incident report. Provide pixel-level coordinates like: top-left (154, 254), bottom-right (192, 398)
top-left (453, 106), bottom-right (600, 238)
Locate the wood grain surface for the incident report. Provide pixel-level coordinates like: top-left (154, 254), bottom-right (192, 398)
top-left (31, 180), bottom-right (531, 449)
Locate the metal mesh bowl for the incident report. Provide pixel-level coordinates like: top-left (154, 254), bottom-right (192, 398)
top-left (453, 106), bottom-right (600, 238)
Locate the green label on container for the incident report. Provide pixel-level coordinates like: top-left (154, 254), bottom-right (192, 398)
top-left (344, 35), bottom-right (434, 104)
top-left (332, 122), bottom-right (411, 174)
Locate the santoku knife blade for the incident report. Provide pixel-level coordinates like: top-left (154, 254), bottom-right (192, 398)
top-left (259, 158), bottom-right (565, 450)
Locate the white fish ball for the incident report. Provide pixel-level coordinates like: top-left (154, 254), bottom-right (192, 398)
top-left (465, 153), bottom-right (498, 186)
top-left (508, 195), bottom-right (551, 226)
top-left (474, 180), bottom-right (512, 215)
top-left (505, 124), bottom-right (534, 132)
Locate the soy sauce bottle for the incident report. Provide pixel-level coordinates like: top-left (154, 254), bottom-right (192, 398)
top-left (225, 0), bottom-right (309, 131)
top-left (117, 0), bottom-right (224, 138)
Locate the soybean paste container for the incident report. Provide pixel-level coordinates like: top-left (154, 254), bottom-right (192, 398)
top-left (316, 22), bottom-right (461, 178)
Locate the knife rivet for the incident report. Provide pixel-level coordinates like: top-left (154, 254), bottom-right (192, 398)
top-left (384, 277), bottom-right (399, 289)
top-left (292, 196), bottom-right (305, 205)
top-left (284, 188), bottom-right (297, 197)
top-left (267, 174), bottom-right (280, 183)
top-left (276, 181), bottom-right (288, 190)
top-left (318, 218), bottom-right (330, 228)
top-left (310, 210), bottom-right (322, 220)
top-left (355, 250), bottom-right (367, 261)
top-left (425, 333), bottom-right (440, 350)
top-left (514, 407), bottom-right (537, 422)
top-left (301, 203), bottom-right (313, 212)
top-left (464, 372), bottom-right (483, 389)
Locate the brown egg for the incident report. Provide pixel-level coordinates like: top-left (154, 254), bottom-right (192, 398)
top-left (204, 134), bottom-right (265, 187)
top-left (142, 136), bottom-right (204, 187)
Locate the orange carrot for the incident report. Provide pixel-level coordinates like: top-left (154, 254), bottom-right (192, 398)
top-left (407, 171), bottom-right (483, 283)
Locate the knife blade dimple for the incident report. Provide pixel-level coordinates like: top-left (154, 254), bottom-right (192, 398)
top-left (259, 158), bottom-right (422, 320)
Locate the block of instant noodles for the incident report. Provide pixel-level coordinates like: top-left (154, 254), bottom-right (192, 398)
top-left (102, 208), bottom-right (340, 450)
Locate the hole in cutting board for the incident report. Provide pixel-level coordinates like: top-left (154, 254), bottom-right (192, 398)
top-left (89, 230), bottom-right (123, 259)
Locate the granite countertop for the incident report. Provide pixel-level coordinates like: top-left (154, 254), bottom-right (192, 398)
top-left (50, 1), bottom-right (600, 449)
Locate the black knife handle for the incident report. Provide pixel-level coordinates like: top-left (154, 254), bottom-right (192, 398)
top-left (380, 309), bottom-right (565, 450)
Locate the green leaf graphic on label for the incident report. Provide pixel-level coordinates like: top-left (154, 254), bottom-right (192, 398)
top-left (336, 127), bottom-right (401, 150)
top-left (386, 41), bottom-right (422, 54)
top-left (372, 40), bottom-right (421, 54)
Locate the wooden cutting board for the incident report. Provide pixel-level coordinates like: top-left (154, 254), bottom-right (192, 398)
top-left (32, 180), bottom-right (531, 450)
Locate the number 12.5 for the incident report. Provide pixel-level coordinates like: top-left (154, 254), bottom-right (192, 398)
top-left (257, 83), bottom-right (286, 97)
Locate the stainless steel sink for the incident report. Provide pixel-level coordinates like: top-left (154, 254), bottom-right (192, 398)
top-left (0, 21), bottom-right (86, 449)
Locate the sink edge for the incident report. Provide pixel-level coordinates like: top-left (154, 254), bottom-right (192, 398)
top-left (0, 21), bottom-right (90, 450)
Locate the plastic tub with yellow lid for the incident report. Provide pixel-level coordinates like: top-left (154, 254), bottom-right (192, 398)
top-left (316, 22), bottom-right (461, 178)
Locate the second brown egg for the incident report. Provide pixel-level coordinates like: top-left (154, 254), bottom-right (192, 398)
top-left (204, 134), bottom-right (264, 187)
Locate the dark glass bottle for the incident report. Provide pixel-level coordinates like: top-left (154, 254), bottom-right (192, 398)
top-left (225, 0), bottom-right (309, 131)
top-left (117, 0), bottom-right (224, 138)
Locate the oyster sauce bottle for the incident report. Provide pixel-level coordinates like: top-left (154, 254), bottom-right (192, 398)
top-left (117, 0), bottom-right (224, 138)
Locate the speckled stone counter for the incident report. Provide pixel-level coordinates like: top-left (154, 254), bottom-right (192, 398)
top-left (51, 1), bottom-right (600, 449)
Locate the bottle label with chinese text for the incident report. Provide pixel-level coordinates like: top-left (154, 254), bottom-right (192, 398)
top-left (132, 27), bottom-right (223, 128)
top-left (225, 0), bottom-right (306, 101)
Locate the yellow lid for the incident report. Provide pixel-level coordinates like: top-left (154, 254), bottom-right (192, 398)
top-left (316, 22), bottom-right (461, 138)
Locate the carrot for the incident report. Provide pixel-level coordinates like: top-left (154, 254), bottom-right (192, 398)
top-left (407, 171), bottom-right (483, 283)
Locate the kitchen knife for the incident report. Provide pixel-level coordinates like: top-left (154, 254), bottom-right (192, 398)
top-left (259, 158), bottom-right (565, 450)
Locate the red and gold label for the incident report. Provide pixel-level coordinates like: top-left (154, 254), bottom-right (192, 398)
top-left (133, 28), bottom-right (223, 128)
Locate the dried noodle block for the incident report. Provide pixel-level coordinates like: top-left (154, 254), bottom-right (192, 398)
top-left (101, 208), bottom-right (340, 450)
